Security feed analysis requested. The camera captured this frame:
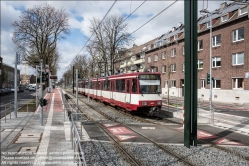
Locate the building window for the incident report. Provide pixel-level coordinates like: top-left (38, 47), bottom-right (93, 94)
top-left (171, 48), bottom-right (176, 57)
top-left (162, 65), bottom-right (166, 73)
top-left (212, 57), bottom-right (221, 68)
top-left (198, 40), bottom-right (203, 51)
top-left (221, 15), bottom-right (228, 22)
top-left (183, 45), bottom-right (185, 55)
top-left (162, 51), bottom-right (166, 59)
top-left (182, 63), bottom-right (185, 71)
top-left (154, 54), bottom-right (158, 61)
top-left (166, 38), bottom-right (170, 43)
top-left (171, 64), bottom-right (176, 72)
top-left (232, 78), bottom-right (244, 89)
top-left (212, 34), bottom-right (221, 47)
top-left (239, 6), bottom-right (248, 15)
top-left (171, 80), bottom-right (176, 88)
top-left (140, 53), bottom-right (145, 59)
top-left (174, 35), bottom-right (178, 40)
top-left (164, 80), bottom-right (168, 88)
top-left (213, 79), bottom-right (221, 89)
top-left (197, 60), bottom-right (203, 69)
top-left (201, 79), bottom-right (205, 89)
top-left (153, 67), bottom-right (158, 72)
top-left (148, 56), bottom-right (151, 63)
top-left (232, 27), bottom-right (244, 42)
top-left (207, 21), bottom-right (211, 28)
top-left (232, 52), bottom-right (244, 65)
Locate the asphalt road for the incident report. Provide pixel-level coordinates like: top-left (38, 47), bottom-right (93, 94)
top-left (0, 90), bottom-right (38, 111)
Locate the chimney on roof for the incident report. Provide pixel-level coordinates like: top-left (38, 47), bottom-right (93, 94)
top-left (220, 2), bottom-right (227, 9)
top-left (172, 27), bottom-right (176, 31)
top-left (133, 44), bottom-right (137, 47)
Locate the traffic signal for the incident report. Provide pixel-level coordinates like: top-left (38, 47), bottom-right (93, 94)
top-left (42, 72), bottom-right (49, 82)
top-left (43, 99), bottom-right (48, 106)
top-left (39, 98), bottom-right (43, 107)
top-left (206, 73), bottom-right (210, 84)
top-left (39, 98), bottom-right (48, 107)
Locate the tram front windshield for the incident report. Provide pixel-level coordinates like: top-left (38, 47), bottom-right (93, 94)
top-left (139, 74), bottom-right (161, 94)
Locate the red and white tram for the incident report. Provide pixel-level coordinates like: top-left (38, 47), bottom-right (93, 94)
top-left (77, 72), bottom-right (162, 115)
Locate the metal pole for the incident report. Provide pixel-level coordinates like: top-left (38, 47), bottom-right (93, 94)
top-left (36, 65), bottom-right (38, 108)
top-left (40, 59), bottom-right (43, 126)
top-left (210, 14), bottom-right (213, 124)
top-left (88, 70), bottom-right (90, 102)
top-left (14, 53), bottom-right (18, 118)
top-left (73, 66), bottom-right (75, 94)
top-left (76, 69), bottom-right (79, 120)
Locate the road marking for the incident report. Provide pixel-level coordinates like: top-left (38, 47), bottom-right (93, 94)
top-left (197, 130), bottom-right (218, 139)
top-left (103, 123), bottom-right (119, 127)
top-left (116, 135), bottom-right (137, 141)
top-left (141, 127), bottom-right (155, 129)
top-left (216, 138), bottom-right (243, 146)
top-left (107, 126), bottom-right (132, 135)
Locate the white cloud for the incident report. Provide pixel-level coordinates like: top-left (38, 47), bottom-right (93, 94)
top-left (1, 0), bottom-right (225, 81)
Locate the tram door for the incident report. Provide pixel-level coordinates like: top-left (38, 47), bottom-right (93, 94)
top-left (110, 80), bottom-right (114, 104)
top-left (125, 79), bottom-right (131, 110)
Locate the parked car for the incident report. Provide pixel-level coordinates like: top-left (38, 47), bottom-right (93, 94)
top-left (19, 86), bottom-right (24, 92)
top-left (29, 86), bottom-right (36, 91)
top-left (11, 87), bottom-right (19, 93)
top-left (0, 88), bottom-right (9, 95)
top-left (0, 88), bottom-right (5, 95)
top-left (25, 86), bottom-right (29, 90)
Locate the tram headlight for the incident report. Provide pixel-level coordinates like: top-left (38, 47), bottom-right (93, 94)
top-left (157, 101), bottom-right (161, 105)
top-left (142, 102), bottom-right (147, 106)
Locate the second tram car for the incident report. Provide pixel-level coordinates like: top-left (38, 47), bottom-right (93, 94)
top-left (76, 72), bottom-right (162, 115)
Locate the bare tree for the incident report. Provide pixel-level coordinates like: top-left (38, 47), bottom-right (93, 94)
top-left (12, 3), bottom-right (70, 71)
top-left (88, 14), bottom-right (134, 75)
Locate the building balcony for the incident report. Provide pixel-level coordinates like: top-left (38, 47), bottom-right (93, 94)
top-left (120, 63), bottom-right (126, 68)
top-left (133, 59), bottom-right (145, 65)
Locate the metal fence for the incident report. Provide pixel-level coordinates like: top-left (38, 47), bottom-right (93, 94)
top-left (60, 89), bottom-right (87, 165)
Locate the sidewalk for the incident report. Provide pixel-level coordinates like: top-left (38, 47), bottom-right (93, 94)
top-left (1, 88), bottom-right (76, 166)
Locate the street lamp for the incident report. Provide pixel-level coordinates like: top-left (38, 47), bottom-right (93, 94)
top-left (200, 9), bottom-right (221, 124)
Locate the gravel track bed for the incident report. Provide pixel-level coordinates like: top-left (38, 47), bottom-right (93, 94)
top-left (225, 146), bottom-right (249, 159)
top-left (81, 141), bottom-right (132, 166)
top-left (162, 144), bottom-right (249, 166)
top-left (80, 98), bottom-right (151, 125)
top-left (122, 143), bottom-right (187, 166)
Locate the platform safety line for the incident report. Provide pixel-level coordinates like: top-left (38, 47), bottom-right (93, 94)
top-left (33, 93), bottom-right (54, 166)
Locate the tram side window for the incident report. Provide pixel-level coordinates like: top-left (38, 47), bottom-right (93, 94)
top-left (120, 79), bottom-right (125, 92)
top-left (116, 80), bottom-right (120, 92)
top-left (132, 78), bottom-right (137, 93)
top-left (104, 80), bottom-right (110, 91)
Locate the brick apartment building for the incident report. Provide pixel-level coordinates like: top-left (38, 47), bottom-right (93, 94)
top-left (116, 2), bottom-right (249, 104)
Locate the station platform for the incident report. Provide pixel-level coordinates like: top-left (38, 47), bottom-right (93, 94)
top-left (1, 88), bottom-right (76, 166)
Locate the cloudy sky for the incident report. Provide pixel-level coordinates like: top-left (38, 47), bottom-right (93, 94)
top-left (1, 0), bottom-right (227, 81)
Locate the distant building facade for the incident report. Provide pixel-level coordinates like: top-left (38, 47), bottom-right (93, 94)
top-left (115, 2), bottom-right (249, 104)
top-left (1, 63), bottom-right (20, 88)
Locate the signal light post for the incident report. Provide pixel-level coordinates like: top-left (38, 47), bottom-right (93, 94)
top-left (40, 59), bottom-right (43, 126)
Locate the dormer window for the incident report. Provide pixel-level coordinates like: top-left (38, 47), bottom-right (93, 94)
top-left (207, 21), bottom-right (211, 28)
top-left (174, 35), bottom-right (178, 40)
top-left (221, 14), bottom-right (228, 22)
top-left (239, 6), bottom-right (248, 15)
top-left (166, 38), bottom-right (170, 43)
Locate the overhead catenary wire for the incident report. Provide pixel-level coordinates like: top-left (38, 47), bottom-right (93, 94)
top-left (69, 0), bottom-right (117, 67)
top-left (130, 0), bottom-right (178, 35)
top-left (123, 0), bottom-right (147, 23)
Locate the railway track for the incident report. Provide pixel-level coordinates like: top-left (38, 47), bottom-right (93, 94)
top-left (66, 91), bottom-right (196, 166)
top-left (65, 90), bottom-right (249, 164)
